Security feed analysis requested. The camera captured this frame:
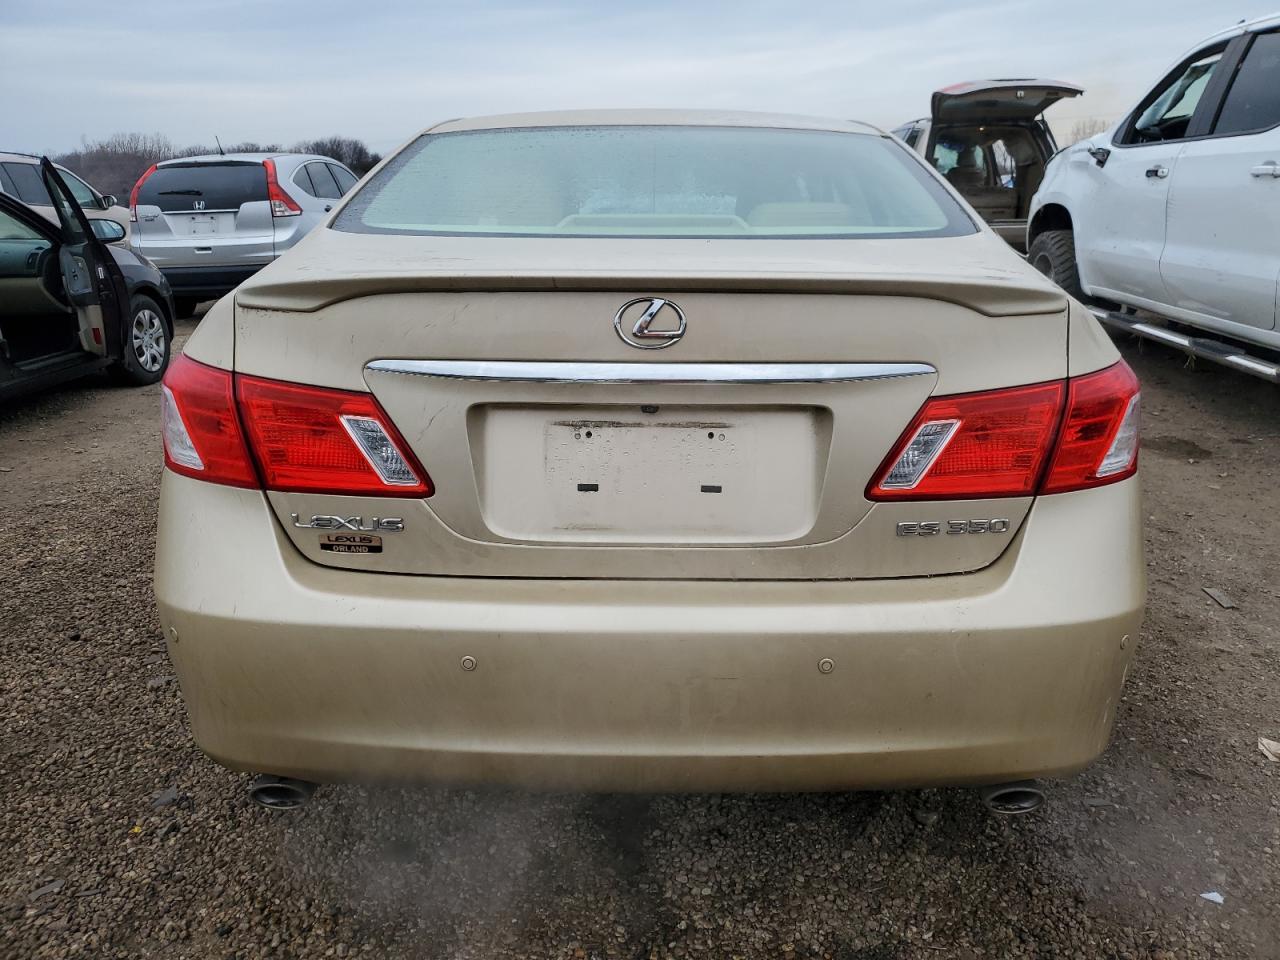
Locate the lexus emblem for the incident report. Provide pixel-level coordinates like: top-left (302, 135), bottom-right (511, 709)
top-left (613, 297), bottom-right (686, 349)
top-left (192, 200), bottom-right (206, 211)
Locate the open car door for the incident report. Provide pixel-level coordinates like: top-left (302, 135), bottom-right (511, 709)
top-left (40, 158), bottom-right (128, 358)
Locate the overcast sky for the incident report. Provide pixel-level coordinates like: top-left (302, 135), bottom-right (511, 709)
top-left (0, 1), bottom-right (1261, 155)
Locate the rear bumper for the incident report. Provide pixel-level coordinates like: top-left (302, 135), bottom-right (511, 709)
top-left (158, 264), bottom-right (266, 299)
top-left (155, 472), bottom-right (1144, 792)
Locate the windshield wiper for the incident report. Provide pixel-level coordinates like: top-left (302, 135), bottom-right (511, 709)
top-left (159, 189), bottom-right (203, 196)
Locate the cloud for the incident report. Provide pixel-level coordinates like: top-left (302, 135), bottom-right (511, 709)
top-left (0, 0), bottom-right (1244, 154)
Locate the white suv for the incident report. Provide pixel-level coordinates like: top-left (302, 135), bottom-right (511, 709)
top-left (1028, 13), bottom-right (1280, 376)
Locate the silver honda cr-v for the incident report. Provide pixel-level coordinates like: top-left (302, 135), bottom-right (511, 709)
top-left (128, 153), bottom-right (359, 317)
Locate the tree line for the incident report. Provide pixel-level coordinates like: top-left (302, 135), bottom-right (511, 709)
top-left (51, 133), bottom-right (382, 200)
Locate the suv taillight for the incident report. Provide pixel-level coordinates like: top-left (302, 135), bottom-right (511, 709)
top-left (868, 360), bottom-right (1139, 501)
top-left (128, 163), bottom-right (157, 223)
top-left (160, 355), bottom-right (432, 497)
top-left (263, 158), bottom-right (301, 217)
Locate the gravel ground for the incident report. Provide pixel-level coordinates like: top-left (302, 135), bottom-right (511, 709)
top-left (1, 321), bottom-right (1278, 959)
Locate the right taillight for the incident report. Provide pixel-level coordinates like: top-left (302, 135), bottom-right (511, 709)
top-left (868, 360), bottom-right (1139, 501)
top-left (159, 355), bottom-right (433, 497)
top-left (128, 163), bottom-right (157, 224)
top-left (1041, 361), bottom-right (1140, 494)
top-left (263, 158), bottom-right (301, 217)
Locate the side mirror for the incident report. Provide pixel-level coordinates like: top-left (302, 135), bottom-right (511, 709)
top-left (90, 219), bottom-right (127, 242)
top-left (100, 194), bottom-right (119, 209)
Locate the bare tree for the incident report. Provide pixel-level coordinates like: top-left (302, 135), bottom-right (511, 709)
top-left (1066, 118), bottom-right (1110, 145)
top-left (291, 137), bottom-right (382, 174)
top-left (52, 133), bottom-right (380, 200)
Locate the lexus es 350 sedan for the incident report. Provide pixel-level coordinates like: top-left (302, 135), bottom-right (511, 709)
top-left (154, 110), bottom-right (1143, 811)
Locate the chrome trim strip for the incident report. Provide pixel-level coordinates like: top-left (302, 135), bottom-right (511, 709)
top-left (365, 359), bottom-right (935, 385)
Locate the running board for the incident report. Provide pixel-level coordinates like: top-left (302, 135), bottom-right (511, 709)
top-left (1090, 309), bottom-right (1280, 384)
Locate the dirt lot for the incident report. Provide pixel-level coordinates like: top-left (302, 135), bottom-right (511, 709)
top-left (1, 321), bottom-right (1277, 959)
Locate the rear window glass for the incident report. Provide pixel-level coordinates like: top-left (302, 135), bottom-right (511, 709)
top-left (137, 163), bottom-right (268, 212)
top-left (1, 162), bottom-right (52, 206)
top-left (335, 125), bottom-right (975, 239)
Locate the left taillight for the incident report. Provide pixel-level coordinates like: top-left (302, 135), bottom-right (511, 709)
top-left (160, 355), bottom-right (432, 497)
top-left (161, 355), bottom-right (259, 488)
top-left (128, 163), bottom-right (157, 223)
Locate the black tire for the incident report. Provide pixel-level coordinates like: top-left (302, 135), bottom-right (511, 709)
top-left (110, 294), bottom-right (171, 386)
top-left (173, 296), bottom-right (199, 319)
top-left (1027, 229), bottom-right (1087, 301)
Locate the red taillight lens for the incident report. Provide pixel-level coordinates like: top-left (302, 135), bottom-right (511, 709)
top-left (161, 357), bottom-right (432, 497)
top-left (1042, 361), bottom-right (1140, 494)
top-left (262, 158), bottom-right (301, 217)
top-left (160, 355), bottom-right (258, 488)
top-left (868, 381), bottom-right (1065, 500)
top-left (236, 374), bottom-right (432, 496)
top-left (128, 163), bottom-right (157, 223)
top-left (868, 360), bottom-right (1140, 501)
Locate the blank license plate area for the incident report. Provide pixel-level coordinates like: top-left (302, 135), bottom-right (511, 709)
top-left (478, 405), bottom-right (822, 544)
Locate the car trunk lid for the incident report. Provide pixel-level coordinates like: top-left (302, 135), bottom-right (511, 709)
top-left (235, 229), bottom-right (1068, 580)
top-left (931, 80), bottom-right (1083, 124)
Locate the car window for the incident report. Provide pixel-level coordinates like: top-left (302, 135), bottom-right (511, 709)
top-left (0, 207), bottom-right (46, 241)
top-left (291, 165), bottom-right (318, 197)
top-left (305, 162), bottom-right (341, 200)
top-left (59, 169), bottom-right (99, 207)
top-left (1, 162), bottom-right (54, 206)
top-left (1129, 50), bottom-right (1222, 143)
top-left (1213, 31), bottom-right (1280, 135)
top-left (136, 163), bottom-right (268, 212)
top-left (330, 164), bottom-right (358, 195)
top-left (336, 125), bottom-right (976, 239)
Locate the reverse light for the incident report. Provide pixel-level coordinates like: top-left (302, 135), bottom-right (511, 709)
top-left (868, 360), bottom-right (1140, 501)
top-left (128, 163), bottom-right (157, 223)
top-left (263, 158), bottom-right (301, 217)
top-left (159, 356), bottom-right (432, 497)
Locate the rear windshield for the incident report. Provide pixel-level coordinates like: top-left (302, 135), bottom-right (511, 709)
top-left (138, 162), bottom-right (268, 212)
top-left (334, 125), bottom-right (975, 239)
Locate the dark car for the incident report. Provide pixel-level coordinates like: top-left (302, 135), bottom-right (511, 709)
top-left (0, 158), bottom-right (173, 400)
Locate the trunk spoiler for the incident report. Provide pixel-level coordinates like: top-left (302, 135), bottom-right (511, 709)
top-left (237, 270), bottom-right (1066, 317)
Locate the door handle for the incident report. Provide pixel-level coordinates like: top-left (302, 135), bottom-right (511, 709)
top-left (1145, 165), bottom-right (1169, 179)
top-left (1250, 161), bottom-right (1280, 178)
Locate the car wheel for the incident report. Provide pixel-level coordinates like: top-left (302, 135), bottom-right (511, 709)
top-left (1027, 229), bottom-right (1087, 300)
top-left (1028, 229), bottom-right (1119, 311)
top-left (111, 294), bottom-right (171, 386)
top-left (173, 296), bottom-right (199, 319)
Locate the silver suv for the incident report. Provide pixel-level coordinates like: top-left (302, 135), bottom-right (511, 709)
top-left (128, 153), bottom-right (358, 316)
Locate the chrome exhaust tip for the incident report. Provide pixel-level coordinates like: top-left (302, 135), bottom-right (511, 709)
top-left (978, 780), bottom-right (1045, 815)
top-left (247, 774), bottom-right (317, 810)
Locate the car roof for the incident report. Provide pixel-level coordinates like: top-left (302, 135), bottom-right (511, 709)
top-left (426, 109), bottom-right (885, 137)
top-left (1199, 10), bottom-right (1280, 46)
top-left (155, 152), bottom-right (331, 167)
top-left (0, 151), bottom-right (41, 164)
